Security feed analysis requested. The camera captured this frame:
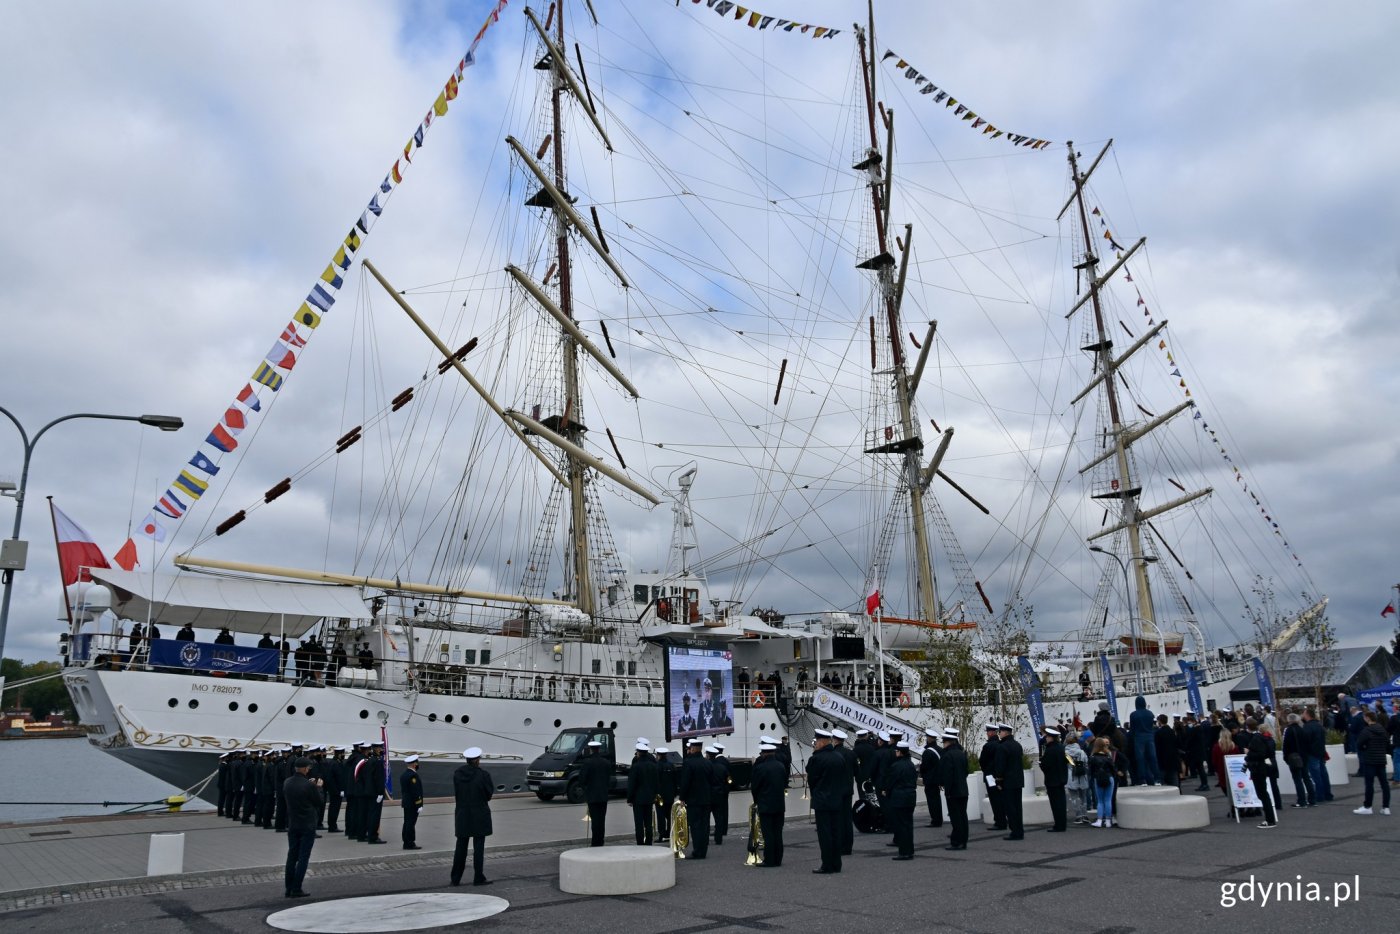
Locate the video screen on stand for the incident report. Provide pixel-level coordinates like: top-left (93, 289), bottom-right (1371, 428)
top-left (663, 646), bottom-right (734, 742)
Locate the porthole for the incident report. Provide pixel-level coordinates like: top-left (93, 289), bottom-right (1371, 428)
top-left (286, 705), bottom-right (297, 715)
top-left (596, 720), bottom-right (604, 728)
top-left (248, 703), bottom-right (259, 713)
top-left (167, 698), bottom-right (178, 708)
top-left (359, 709), bottom-right (369, 719)
top-left (462, 715), bottom-right (470, 724)
top-left (553, 719), bottom-right (562, 728)
top-left (304, 707), bottom-right (315, 717)
top-left (228, 702), bottom-right (239, 712)
top-left (188, 699), bottom-right (199, 709)
top-left (609, 721), bottom-right (618, 729)
top-left (445, 715), bottom-right (454, 724)
top-left (428, 713), bottom-right (438, 722)
top-left (524, 718), bottom-right (533, 727)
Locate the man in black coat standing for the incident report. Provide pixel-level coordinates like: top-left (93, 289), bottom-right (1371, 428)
top-left (919, 728), bottom-right (943, 827)
top-left (678, 738), bottom-right (712, 859)
top-left (750, 742), bottom-right (786, 867)
top-left (708, 743), bottom-right (731, 845)
top-left (282, 756), bottom-right (324, 899)
top-left (1039, 727), bottom-right (1069, 832)
top-left (1243, 719), bottom-right (1279, 828)
top-left (451, 747), bottom-right (493, 886)
top-left (323, 747), bottom-right (345, 833)
top-left (831, 730), bottom-right (858, 855)
top-left (578, 740), bottom-right (613, 847)
top-left (994, 723), bottom-right (1025, 840)
top-left (979, 724), bottom-right (1005, 831)
top-left (345, 742), bottom-right (366, 839)
top-left (400, 754), bottom-right (424, 849)
top-left (626, 742), bottom-right (659, 845)
top-left (805, 729), bottom-right (851, 874)
top-left (939, 729), bottom-right (970, 850)
top-left (654, 745), bottom-right (676, 842)
top-left (216, 753), bottom-right (230, 817)
top-left (879, 741), bottom-right (918, 860)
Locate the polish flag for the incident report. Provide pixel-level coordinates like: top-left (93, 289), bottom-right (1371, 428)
top-left (865, 588), bottom-right (881, 616)
top-left (52, 503), bottom-right (111, 585)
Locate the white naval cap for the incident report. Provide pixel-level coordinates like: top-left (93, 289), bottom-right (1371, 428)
top-left (814, 728), bottom-right (833, 738)
top-left (997, 722), bottom-right (1013, 731)
top-left (655, 746), bottom-right (669, 754)
top-left (687, 737), bottom-right (704, 745)
top-left (705, 745), bottom-right (719, 754)
top-left (635, 742), bottom-right (650, 751)
top-left (1043, 727), bottom-right (1060, 737)
top-left (713, 742), bottom-right (725, 751)
top-left (637, 737), bottom-right (651, 746)
top-left (405, 754), bottom-right (419, 763)
top-left (941, 728), bottom-right (960, 740)
top-left (463, 747), bottom-right (483, 759)
top-left (587, 741), bottom-right (603, 748)
top-left (895, 741), bottom-right (910, 750)
top-left (855, 728), bottom-right (870, 736)
top-left (877, 730), bottom-right (891, 742)
top-left (984, 723), bottom-right (998, 732)
top-left (831, 729), bottom-right (847, 741)
top-left (759, 735), bottom-right (777, 745)
top-left (759, 743), bottom-right (777, 751)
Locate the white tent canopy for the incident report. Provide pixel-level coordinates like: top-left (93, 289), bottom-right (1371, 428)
top-left (89, 567), bottom-right (372, 637)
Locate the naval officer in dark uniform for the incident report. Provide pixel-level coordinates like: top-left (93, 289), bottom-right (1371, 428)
top-left (450, 746), bottom-right (493, 886)
top-left (400, 754), bottom-right (424, 849)
top-left (578, 740), bottom-right (613, 846)
top-left (979, 723), bottom-right (1005, 830)
top-left (678, 738), bottom-right (711, 858)
top-left (939, 728), bottom-right (970, 850)
top-left (879, 740), bottom-right (918, 859)
top-left (831, 729), bottom-right (857, 855)
top-left (805, 729), bottom-right (851, 874)
top-left (626, 741), bottom-right (659, 845)
top-left (920, 727), bottom-right (944, 827)
top-left (994, 723), bottom-right (1025, 840)
top-left (282, 756), bottom-right (323, 899)
top-left (655, 745), bottom-right (676, 841)
top-left (750, 741), bottom-right (785, 867)
top-left (707, 744), bottom-right (731, 844)
top-left (1040, 727), bottom-right (1069, 832)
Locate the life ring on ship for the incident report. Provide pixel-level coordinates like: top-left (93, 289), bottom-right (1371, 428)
top-left (751, 690), bottom-right (765, 708)
top-left (897, 692), bottom-right (911, 709)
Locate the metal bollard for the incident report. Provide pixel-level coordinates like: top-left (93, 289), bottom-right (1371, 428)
top-left (146, 832), bottom-right (186, 876)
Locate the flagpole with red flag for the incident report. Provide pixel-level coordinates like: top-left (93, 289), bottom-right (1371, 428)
top-left (47, 497), bottom-right (77, 628)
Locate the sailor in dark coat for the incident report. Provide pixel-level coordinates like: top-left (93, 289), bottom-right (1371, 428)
top-left (978, 724), bottom-right (1005, 830)
top-left (361, 742), bottom-right (387, 844)
top-left (919, 728), bottom-right (943, 827)
top-left (345, 743), bottom-right (366, 839)
top-left (805, 729), bottom-right (851, 873)
top-left (216, 753), bottom-right (230, 816)
top-left (939, 729), bottom-right (970, 850)
top-left (400, 755), bottom-right (424, 849)
top-left (655, 745), bottom-right (677, 841)
top-left (708, 743), bottom-right (731, 844)
top-left (451, 747), bottom-right (493, 886)
top-left (993, 724), bottom-right (1025, 840)
top-left (879, 741), bottom-right (918, 859)
top-left (832, 730), bottom-right (858, 855)
top-left (626, 743), bottom-right (659, 845)
top-left (323, 747), bottom-right (345, 832)
top-left (240, 751), bottom-right (258, 823)
top-left (1039, 728), bottom-right (1069, 832)
top-left (853, 729), bottom-right (876, 785)
top-left (273, 747), bottom-right (292, 831)
top-left (261, 749), bottom-right (280, 828)
top-left (750, 742), bottom-right (786, 867)
top-left (776, 736), bottom-right (792, 772)
top-left (282, 756), bottom-right (324, 898)
top-left (678, 738), bottom-right (712, 858)
top-left (578, 740), bottom-right (613, 847)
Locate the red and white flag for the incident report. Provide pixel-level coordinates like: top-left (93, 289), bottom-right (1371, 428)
top-left (865, 588), bottom-right (881, 616)
top-left (1383, 603), bottom-right (1396, 618)
top-left (51, 503), bottom-right (111, 585)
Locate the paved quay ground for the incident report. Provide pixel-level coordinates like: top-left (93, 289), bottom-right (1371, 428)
top-left (1, 780), bottom-right (1394, 932)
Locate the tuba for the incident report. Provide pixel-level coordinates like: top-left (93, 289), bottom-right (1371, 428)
top-left (670, 798), bottom-right (689, 859)
top-left (744, 802), bottom-right (765, 866)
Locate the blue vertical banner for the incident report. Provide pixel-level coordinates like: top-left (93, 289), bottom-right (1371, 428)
top-left (1253, 658), bottom-right (1276, 708)
top-left (381, 725), bottom-right (393, 795)
top-left (1016, 655), bottom-right (1045, 739)
top-left (1100, 654), bottom-right (1118, 722)
top-left (1179, 660), bottom-right (1204, 716)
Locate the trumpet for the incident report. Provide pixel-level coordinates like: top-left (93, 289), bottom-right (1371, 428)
top-left (670, 799), bottom-right (689, 859)
top-left (744, 802), bottom-right (765, 866)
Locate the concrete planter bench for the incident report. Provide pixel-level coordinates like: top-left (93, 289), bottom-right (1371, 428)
top-left (982, 790), bottom-right (1053, 825)
top-left (1115, 793), bottom-right (1210, 829)
top-left (559, 845), bottom-right (675, 896)
top-left (1325, 744), bottom-right (1350, 787)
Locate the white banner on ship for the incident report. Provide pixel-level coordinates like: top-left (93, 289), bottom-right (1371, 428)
top-left (810, 687), bottom-right (926, 740)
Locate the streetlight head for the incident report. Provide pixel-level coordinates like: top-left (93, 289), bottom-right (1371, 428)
top-left (139, 414), bottom-right (184, 432)
top-left (1141, 555), bottom-right (1159, 564)
top-left (0, 480), bottom-right (15, 493)
top-left (1089, 545), bottom-right (1107, 555)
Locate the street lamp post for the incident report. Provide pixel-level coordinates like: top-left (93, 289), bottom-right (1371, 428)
top-left (0, 407), bottom-right (183, 664)
top-left (1089, 545), bottom-right (1159, 695)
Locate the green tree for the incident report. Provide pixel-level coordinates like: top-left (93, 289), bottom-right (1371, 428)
top-left (1, 659), bottom-right (76, 721)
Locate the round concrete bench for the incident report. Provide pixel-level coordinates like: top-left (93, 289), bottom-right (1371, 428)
top-left (1116, 784), bottom-right (1181, 799)
top-left (559, 845), bottom-right (676, 896)
top-left (982, 792), bottom-right (1053, 825)
top-left (1115, 792), bottom-right (1209, 829)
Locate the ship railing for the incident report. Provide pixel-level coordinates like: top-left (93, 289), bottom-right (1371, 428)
top-left (409, 661), bottom-right (662, 706)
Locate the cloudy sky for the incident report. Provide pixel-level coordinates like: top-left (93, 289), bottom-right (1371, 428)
top-left (2, 0), bottom-right (1397, 666)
